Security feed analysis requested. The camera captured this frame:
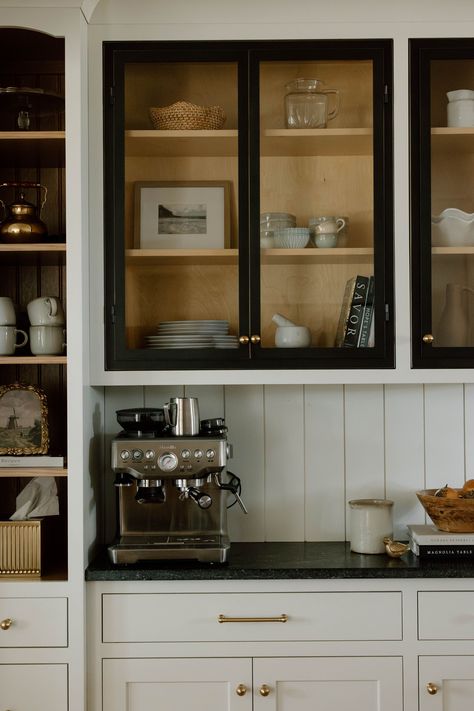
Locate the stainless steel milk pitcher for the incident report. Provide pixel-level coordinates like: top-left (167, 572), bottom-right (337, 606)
top-left (164, 397), bottom-right (200, 436)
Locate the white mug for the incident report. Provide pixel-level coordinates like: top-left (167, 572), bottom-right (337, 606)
top-left (0, 297), bottom-right (16, 326)
top-left (0, 326), bottom-right (28, 355)
top-left (29, 325), bottom-right (66, 355)
top-left (27, 296), bottom-right (65, 326)
top-left (312, 217), bottom-right (346, 235)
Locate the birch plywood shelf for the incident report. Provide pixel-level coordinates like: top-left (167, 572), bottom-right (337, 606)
top-left (124, 128), bottom-right (372, 157)
top-left (126, 247), bottom-right (373, 266)
top-left (0, 356), bottom-right (67, 365)
top-left (0, 130), bottom-right (65, 165)
top-left (0, 467), bottom-right (67, 477)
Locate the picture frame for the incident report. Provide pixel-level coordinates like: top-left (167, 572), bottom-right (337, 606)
top-left (133, 180), bottom-right (231, 249)
top-left (0, 383), bottom-right (49, 455)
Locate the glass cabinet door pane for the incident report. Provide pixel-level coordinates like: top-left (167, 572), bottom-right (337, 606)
top-left (258, 57), bottom-right (375, 351)
top-left (119, 57), bottom-right (242, 362)
top-left (430, 58), bottom-right (474, 348)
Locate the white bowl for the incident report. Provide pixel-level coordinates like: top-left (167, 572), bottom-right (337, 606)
top-left (275, 325), bottom-right (311, 348)
top-left (274, 228), bottom-right (310, 249)
top-left (431, 208), bottom-right (474, 247)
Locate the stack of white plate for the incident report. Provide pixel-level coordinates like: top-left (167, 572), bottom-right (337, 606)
top-left (145, 320), bottom-right (239, 349)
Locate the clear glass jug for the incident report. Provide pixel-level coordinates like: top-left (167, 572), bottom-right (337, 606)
top-left (284, 78), bottom-right (340, 128)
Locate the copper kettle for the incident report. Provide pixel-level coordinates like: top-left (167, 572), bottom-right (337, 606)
top-left (0, 182), bottom-right (48, 243)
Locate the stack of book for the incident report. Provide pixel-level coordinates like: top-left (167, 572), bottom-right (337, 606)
top-left (407, 524), bottom-right (474, 557)
top-left (334, 274), bottom-right (375, 348)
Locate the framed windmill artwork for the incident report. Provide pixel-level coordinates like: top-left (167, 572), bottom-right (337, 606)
top-left (0, 383), bottom-right (49, 455)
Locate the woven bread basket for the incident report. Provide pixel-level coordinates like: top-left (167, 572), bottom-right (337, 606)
top-left (149, 101), bottom-right (226, 130)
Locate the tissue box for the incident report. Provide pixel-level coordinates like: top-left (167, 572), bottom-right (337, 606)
top-left (0, 519), bottom-right (51, 577)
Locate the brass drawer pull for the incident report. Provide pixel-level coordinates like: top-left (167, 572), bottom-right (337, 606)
top-left (259, 684), bottom-right (271, 697)
top-left (0, 618), bottom-right (12, 630)
top-left (218, 614), bottom-right (288, 623)
top-left (236, 684), bottom-right (247, 696)
top-left (426, 682), bottom-right (438, 695)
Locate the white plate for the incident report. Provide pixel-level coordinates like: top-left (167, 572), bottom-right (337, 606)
top-left (158, 320), bottom-right (229, 326)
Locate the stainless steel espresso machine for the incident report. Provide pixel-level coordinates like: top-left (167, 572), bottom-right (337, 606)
top-left (108, 397), bottom-right (246, 564)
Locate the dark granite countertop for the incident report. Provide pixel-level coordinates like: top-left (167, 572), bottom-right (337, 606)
top-left (85, 542), bottom-right (474, 581)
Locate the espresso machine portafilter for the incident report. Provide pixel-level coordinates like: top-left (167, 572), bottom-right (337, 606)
top-left (108, 398), bottom-right (246, 564)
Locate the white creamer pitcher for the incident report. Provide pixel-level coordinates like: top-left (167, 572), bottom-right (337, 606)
top-left (447, 89), bottom-right (474, 127)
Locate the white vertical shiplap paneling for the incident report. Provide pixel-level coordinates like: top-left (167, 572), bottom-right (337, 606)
top-left (264, 385), bottom-right (305, 541)
top-left (463, 384), bottom-right (474, 482)
top-left (225, 385), bottom-right (265, 542)
top-left (184, 385), bottom-right (225, 421)
top-left (424, 384), bottom-right (465, 489)
top-left (344, 385), bottom-right (385, 536)
top-left (384, 384), bottom-right (425, 538)
top-left (100, 382), bottom-right (472, 543)
top-left (304, 385), bottom-right (345, 541)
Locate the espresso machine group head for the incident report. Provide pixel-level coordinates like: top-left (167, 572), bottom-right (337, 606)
top-left (108, 399), bottom-right (246, 564)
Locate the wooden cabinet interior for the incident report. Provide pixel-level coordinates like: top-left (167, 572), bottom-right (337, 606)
top-left (122, 55), bottom-right (376, 350)
top-left (0, 28), bottom-right (67, 579)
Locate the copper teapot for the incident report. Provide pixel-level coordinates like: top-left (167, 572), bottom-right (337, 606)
top-left (0, 182), bottom-right (48, 243)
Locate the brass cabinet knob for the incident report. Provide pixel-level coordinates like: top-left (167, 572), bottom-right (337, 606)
top-left (422, 333), bottom-right (434, 344)
top-left (239, 335), bottom-right (249, 344)
top-left (0, 618), bottom-right (12, 630)
top-left (259, 684), bottom-right (271, 697)
top-left (426, 682), bottom-right (438, 695)
top-left (236, 684), bottom-right (247, 696)
top-left (250, 335), bottom-right (261, 344)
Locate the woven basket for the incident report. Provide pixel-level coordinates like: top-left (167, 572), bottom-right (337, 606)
top-left (149, 101), bottom-right (226, 130)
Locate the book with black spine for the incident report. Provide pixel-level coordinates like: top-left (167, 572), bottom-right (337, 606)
top-left (357, 275), bottom-right (374, 347)
top-left (342, 275), bottom-right (370, 348)
top-left (334, 276), bottom-right (357, 347)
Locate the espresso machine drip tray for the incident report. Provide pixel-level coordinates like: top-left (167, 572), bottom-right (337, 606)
top-left (108, 534), bottom-right (230, 564)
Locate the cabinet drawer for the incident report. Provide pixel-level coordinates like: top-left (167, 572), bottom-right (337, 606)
top-left (102, 591), bottom-right (402, 643)
top-left (0, 663), bottom-right (67, 711)
top-left (418, 591), bottom-right (474, 639)
top-left (0, 597), bottom-right (68, 647)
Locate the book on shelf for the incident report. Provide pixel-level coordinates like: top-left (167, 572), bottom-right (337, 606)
top-left (342, 275), bottom-right (370, 348)
top-left (0, 455), bottom-right (64, 468)
top-left (357, 275), bottom-right (374, 347)
top-left (407, 524), bottom-right (474, 557)
top-left (334, 276), bottom-right (358, 347)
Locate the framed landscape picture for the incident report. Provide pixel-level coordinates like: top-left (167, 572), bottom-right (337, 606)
top-left (133, 180), bottom-right (231, 249)
top-left (0, 383), bottom-right (49, 455)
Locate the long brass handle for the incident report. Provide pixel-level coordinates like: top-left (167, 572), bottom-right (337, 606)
top-left (259, 684), bottom-right (271, 697)
top-left (426, 682), bottom-right (438, 695)
top-left (0, 618), bottom-right (12, 630)
top-left (218, 614), bottom-right (288, 623)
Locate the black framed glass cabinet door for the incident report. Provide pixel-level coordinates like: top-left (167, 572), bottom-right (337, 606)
top-left (103, 39), bottom-right (393, 371)
top-left (411, 39), bottom-right (474, 367)
top-left (248, 40), bottom-right (394, 368)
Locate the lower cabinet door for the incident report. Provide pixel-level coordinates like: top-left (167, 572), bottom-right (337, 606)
top-left (103, 658), bottom-right (252, 711)
top-left (0, 663), bottom-right (67, 711)
top-left (253, 657), bottom-right (403, 711)
top-left (419, 656), bottom-right (474, 710)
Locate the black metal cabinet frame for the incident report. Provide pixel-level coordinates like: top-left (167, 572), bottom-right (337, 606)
top-left (103, 39), bottom-right (394, 371)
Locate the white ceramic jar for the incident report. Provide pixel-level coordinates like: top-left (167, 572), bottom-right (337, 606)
top-left (348, 499), bottom-right (393, 554)
top-left (447, 89), bottom-right (474, 127)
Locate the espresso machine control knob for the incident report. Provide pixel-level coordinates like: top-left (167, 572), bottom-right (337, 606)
top-left (157, 451), bottom-right (179, 472)
top-left (181, 449), bottom-right (191, 459)
top-left (145, 449), bottom-right (155, 460)
top-left (132, 449), bottom-right (144, 462)
top-left (194, 449), bottom-right (203, 459)
top-left (120, 449), bottom-right (131, 461)
top-left (206, 449), bottom-right (216, 459)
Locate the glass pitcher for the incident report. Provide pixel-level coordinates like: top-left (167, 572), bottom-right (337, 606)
top-left (284, 78), bottom-right (340, 128)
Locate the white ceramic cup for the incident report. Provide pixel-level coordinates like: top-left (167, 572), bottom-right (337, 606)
top-left (29, 325), bottom-right (66, 355)
top-left (0, 326), bottom-right (28, 355)
top-left (314, 233), bottom-right (338, 248)
top-left (312, 217), bottom-right (346, 235)
top-left (447, 89), bottom-right (474, 127)
top-left (27, 296), bottom-right (65, 326)
top-left (0, 297), bottom-right (16, 326)
top-left (348, 499), bottom-right (394, 554)
top-left (275, 325), bottom-right (311, 348)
